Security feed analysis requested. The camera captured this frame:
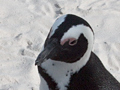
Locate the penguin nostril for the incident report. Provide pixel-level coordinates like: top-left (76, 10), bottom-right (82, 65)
top-left (69, 39), bottom-right (77, 46)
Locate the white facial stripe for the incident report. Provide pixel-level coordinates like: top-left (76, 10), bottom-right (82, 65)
top-left (61, 24), bottom-right (94, 45)
top-left (49, 15), bottom-right (67, 38)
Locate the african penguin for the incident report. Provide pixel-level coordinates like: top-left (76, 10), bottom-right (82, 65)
top-left (35, 14), bottom-right (120, 90)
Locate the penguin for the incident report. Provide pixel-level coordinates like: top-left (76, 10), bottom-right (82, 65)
top-left (35, 14), bottom-right (120, 90)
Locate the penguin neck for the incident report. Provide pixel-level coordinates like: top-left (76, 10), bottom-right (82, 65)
top-left (41, 48), bottom-right (92, 90)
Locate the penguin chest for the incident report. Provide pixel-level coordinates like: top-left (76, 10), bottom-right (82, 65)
top-left (40, 60), bottom-right (76, 90)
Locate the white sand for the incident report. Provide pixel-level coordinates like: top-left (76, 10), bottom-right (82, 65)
top-left (0, 0), bottom-right (120, 90)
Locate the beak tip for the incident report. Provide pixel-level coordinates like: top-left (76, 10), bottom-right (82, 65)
top-left (35, 63), bottom-right (37, 66)
top-left (35, 60), bottom-right (40, 66)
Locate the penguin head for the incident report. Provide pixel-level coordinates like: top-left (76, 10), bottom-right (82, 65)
top-left (35, 14), bottom-right (94, 66)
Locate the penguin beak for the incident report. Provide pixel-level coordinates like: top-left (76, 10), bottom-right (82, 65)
top-left (35, 39), bottom-right (58, 66)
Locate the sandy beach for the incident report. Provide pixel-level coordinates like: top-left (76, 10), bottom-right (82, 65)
top-left (0, 0), bottom-right (120, 90)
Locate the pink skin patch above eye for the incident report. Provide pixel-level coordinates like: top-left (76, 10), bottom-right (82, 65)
top-left (60, 38), bottom-right (77, 46)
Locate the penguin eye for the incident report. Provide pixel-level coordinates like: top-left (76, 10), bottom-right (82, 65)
top-left (69, 39), bottom-right (77, 46)
top-left (60, 38), bottom-right (77, 46)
